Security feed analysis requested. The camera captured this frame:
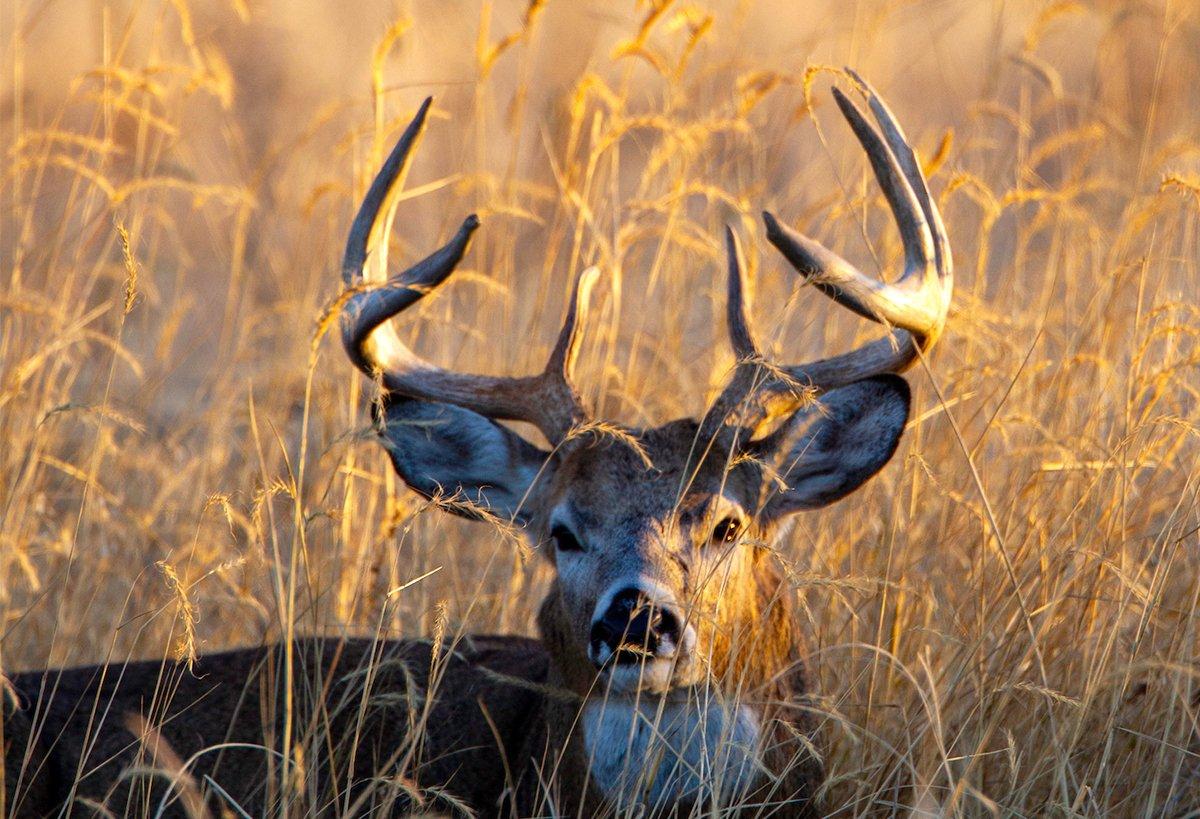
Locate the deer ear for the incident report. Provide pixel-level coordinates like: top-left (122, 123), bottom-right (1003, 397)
top-left (379, 399), bottom-right (551, 526)
top-left (756, 375), bottom-right (910, 520)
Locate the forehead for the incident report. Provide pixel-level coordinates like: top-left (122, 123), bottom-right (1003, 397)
top-left (552, 419), bottom-right (755, 524)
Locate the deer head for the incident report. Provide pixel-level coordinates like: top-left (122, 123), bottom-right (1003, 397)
top-left (340, 75), bottom-right (952, 700)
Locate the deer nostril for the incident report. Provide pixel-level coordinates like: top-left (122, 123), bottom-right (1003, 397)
top-left (654, 606), bottom-right (682, 648)
top-left (590, 587), bottom-right (685, 667)
top-left (589, 620), bottom-right (616, 655)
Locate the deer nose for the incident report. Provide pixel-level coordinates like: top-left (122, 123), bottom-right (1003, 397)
top-left (589, 587), bottom-right (683, 667)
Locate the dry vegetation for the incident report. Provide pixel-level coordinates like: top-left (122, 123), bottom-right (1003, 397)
top-left (2, 0), bottom-right (1199, 814)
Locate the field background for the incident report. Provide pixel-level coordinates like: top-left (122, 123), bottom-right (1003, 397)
top-left (2, 0), bottom-right (1199, 814)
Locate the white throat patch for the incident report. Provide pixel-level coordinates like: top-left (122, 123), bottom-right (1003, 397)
top-left (581, 695), bottom-right (763, 809)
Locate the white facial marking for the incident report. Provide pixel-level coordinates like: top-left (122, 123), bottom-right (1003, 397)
top-left (594, 642), bottom-right (613, 667)
top-left (602, 659), bottom-right (684, 694)
top-left (582, 696), bottom-right (763, 808)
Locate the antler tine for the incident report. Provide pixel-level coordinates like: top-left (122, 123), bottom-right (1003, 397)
top-left (343, 97), bottom-right (433, 286)
top-left (724, 225), bottom-right (759, 361)
top-left (829, 86), bottom-right (935, 280)
top-left (340, 98), bottom-right (591, 444)
top-left (762, 84), bottom-right (946, 332)
top-left (545, 266), bottom-right (600, 383)
top-left (846, 68), bottom-right (952, 278)
top-left (533, 266), bottom-right (599, 438)
top-left (698, 226), bottom-right (770, 438)
top-left (703, 78), bottom-right (952, 437)
top-left (341, 216), bottom-right (479, 375)
top-left (766, 78), bottom-right (952, 361)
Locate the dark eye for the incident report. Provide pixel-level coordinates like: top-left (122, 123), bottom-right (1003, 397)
top-left (551, 524), bottom-right (584, 553)
top-left (710, 517), bottom-right (742, 546)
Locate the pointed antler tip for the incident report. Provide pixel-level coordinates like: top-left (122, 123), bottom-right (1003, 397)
top-left (410, 97), bottom-right (435, 127)
top-left (830, 85), bottom-right (855, 112)
top-left (725, 227), bottom-right (743, 278)
top-left (761, 210), bottom-right (782, 239)
top-left (578, 265), bottom-right (601, 292)
top-left (562, 266), bottom-right (600, 324)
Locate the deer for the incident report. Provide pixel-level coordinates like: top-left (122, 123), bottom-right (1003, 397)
top-left (3, 73), bottom-right (951, 818)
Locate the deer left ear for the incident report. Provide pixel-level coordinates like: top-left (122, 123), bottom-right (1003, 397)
top-left (755, 375), bottom-right (910, 520)
top-left (379, 398), bottom-right (551, 526)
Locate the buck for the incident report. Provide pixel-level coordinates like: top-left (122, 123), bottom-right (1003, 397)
top-left (3, 74), bottom-right (951, 817)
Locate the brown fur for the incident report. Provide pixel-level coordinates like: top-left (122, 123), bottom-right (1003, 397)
top-left (3, 637), bottom-right (548, 817)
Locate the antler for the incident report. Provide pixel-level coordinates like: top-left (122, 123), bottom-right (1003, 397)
top-left (341, 97), bottom-right (595, 444)
top-left (706, 72), bottom-right (953, 436)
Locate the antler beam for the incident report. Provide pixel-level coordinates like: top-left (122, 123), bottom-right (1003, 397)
top-left (705, 73), bottom-right (953, 435)
top-left (340, 98), bottom-right (594, 444)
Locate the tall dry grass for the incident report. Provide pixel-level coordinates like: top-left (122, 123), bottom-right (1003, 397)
top-left (1, 0), bottom-right (1198, 814)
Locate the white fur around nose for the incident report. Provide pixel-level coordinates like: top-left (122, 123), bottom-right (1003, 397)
top-left (581, 695), bottom-right (762, 808)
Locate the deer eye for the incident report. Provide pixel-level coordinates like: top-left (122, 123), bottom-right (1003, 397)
top-left (710, 517), bottom-right (742, 546)
top-left (550, 524), bottom-right (584, 553)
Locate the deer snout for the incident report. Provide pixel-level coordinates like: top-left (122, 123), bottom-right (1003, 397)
top-left (589, 587), bottom-right (687, 668)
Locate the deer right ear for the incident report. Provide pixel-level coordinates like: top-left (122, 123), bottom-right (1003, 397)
top-left (755, 375), bottom-right (911, 520)
top-left (379, 399), bottom-right (552, 526)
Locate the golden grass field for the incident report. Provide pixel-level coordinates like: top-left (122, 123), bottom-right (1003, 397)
top-left (2, 0), bottom-right (1199, 814)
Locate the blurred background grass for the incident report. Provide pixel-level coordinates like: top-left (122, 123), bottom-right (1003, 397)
top-left (2, 0), bottom-right (1199, 813)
